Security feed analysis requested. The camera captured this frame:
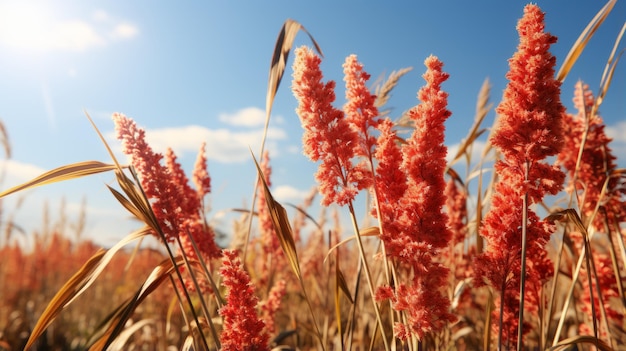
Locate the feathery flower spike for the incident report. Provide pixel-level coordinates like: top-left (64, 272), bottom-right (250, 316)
top-left (291, 46), bottom-right (369, 206)
top-left (219, 250), bottom-right (269, 351)
top-left (475, 4), bottom-right (566, 346)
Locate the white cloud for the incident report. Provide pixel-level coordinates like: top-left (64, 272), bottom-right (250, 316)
top-left (111, 23), bottom-right (139, 40)
top-left (287, 145), bottom-right (301, 154)
top-left (141, 125), bottom-right (287, 164)
top-left (606, 121), bottom-right (626, 143)
top-left (52, 20), bottom-right (105, 51)
top-left (93, 9), bottom-right (109, 22)
top-left (0, 5), bottom-right (137, 52)
top-left (219, 107), bottom-right (267, 127)
top-left (446, 139), bottom-right (490, 165)
top-left (606, 121), bottom-right (626, 166)
top-left (272, 185), bottom-right (311, 203)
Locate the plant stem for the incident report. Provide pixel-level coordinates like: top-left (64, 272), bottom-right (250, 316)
top-left (516, 161), bottom-right (530, 351)
top-left (348, 202), bottom-right (390, 351)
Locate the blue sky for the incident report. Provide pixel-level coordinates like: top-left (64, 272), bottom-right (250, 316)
top-left (0, 1), bottom-right (624, 246)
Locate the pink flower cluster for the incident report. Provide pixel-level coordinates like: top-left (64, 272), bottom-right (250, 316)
top-left (219, 249), bottom-right (269, 351)
top-left (113, 113), bottom-right (221, 264)
top-left (292, 48), bottom-right (456, 340)
top-left (474, 4), bottom-right (566, 346)
top-left (291, 47), bottom-right (371, 207)
top-left (374, 56), bottom-right (456, 339)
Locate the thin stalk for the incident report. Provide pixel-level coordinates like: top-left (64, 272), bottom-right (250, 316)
top-left (582, 230), bottom-right (601, 349)
top-left (483, 289), bottom-right (493, 351)
top-left (185, 229), bottom-right (225, 308)
top-left (170, 275), bottom-right (200, 351)
top-left (613, 216), bottom-right (626, 309)
top-left (544, 226), bottom-right (567, 346)
top-left (538, 285), bottom-right (544, 351)
top-left (516, 160), bottom-right (530, 351)
top-left (552, 240), bottom-right (586, 346)
top-left (174, 234), bottom-right (220, 347)
top-left (348, 202), bottom-right (390, 351)
top-left (368, 163), bottom-right (396, 332)
top-left (360, 126), bottom-right (396, 325)
top-left (128, 167), bottom-right (213, 351)
top-left (498, 277), bottom-right (506, 351)
top-left (604, 212), bottom-right (626, 309)
top-left (347, 258), bottom-right (363, 351)
top-left (297, 266), bottom-right (325, 351)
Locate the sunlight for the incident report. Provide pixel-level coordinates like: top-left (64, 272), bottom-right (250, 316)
top-left (0, 3), bottom-right (52, 50)
top-left (0, 3), bottom-right (104, 51)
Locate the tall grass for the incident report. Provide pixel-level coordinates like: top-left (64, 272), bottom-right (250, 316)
top-left (0, 1), bottom-right (625, 350)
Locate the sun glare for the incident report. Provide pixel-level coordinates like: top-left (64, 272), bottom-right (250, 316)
top-left (0, 3), bottom-right (107, 52)
top-left (0, 3), bottom-right (53, 50)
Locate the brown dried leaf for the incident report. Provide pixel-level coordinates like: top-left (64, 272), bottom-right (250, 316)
top-left (337, 266), bottom-right (354, 304)
top-left (252, 152), bottom-right (302, 280)
top-left (546, 208), bottom-right (587, 235)
top-left (0, 161), bottom-right (118, 199)
top-left (89, 256), bottom-right (185, 351)
top-left (548, 335), bottom-right (612, 351)
top-left (24, 228), bottom-right (150, 350)
top-left (266, 19), bottom-right (322, 123)
top-left (24, 250), bottom-right (106, 350)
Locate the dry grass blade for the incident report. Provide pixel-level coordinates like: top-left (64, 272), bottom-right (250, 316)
top-left (286, 202), bottom-right (323, 232)
top-left (266, 19), bottom-right (322, 122)
top-left (324, 227), bottom-right (380, 263)
top-left (252, 151), bottom-right (325, 349)
top-left (598, 22), bottom-right (625, 91)
top-left (447, 167), bottom-right (465, 187)
top-left (106, 319), bottom-right (155, 350)
top-left (546, 209), bottom-right (587, 234)
top-left (337, 266), bottom-right (354, 304)
top-left (374, 67), bottom-right (413, 111)
top-left (483, 289), bottom-right (493, 351)
top-left (556, 0), bottom-right (617, 82)
top-left (548, 209), bottom-right (604, 346)
top-left (252, 152), bottom-right (302, 280)
top-left (548, 335), bottom-right (613, 351)
top-left (107, 184), bottom-right (150, 225)
top-left (24, 228), bottom-right (150, 350)
top-left (594, 23), bottom-right (625, 114)
top-left (0, 161), bottom-right (118, 199)
top-left (84, 112), bottom-right (161, 234)
top-left (85, 110), bottom-right (123, 170)
top-left (448, 78), bottom-right (492, 168)
top-left (24, 250), bottom-right (106, 350)
top-left (89, 257), bottom-right (186, 351)
top-left (0, 120), bottom-right (11, 159)
top-left (334, 259), bottom-right (344, 350)
top-left (244, 19), bottom-right (321, 259)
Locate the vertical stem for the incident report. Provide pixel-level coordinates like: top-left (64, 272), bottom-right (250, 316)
top-left (498, 278), bottom-right (506, 351)
top-left (175, 235), bottom-right (221, 346)
top-left (552, 241), bottom-right (586, 346)
top-left (517, 160), bottom-right (530, 351)
top-left (544, 227), bottom-right (566, 346)
top-left (348, 202), bottom-right (390, 351)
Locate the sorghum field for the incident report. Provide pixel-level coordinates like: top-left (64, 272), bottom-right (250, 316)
top-left (1, 2), bottom-right (625, 350)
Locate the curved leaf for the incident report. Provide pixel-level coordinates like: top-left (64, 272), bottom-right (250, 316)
top-left (24, 228), bottom-right (150, 350)
top-left (0, 161), bottom-right (118, 198)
